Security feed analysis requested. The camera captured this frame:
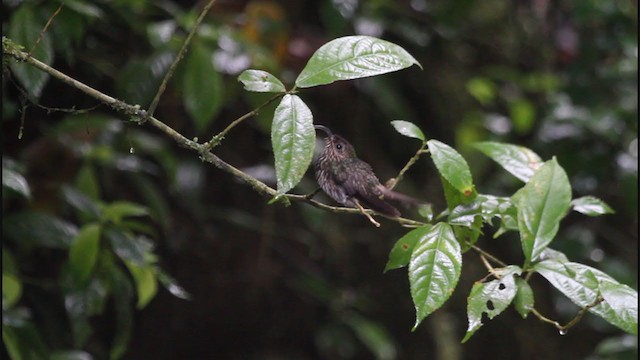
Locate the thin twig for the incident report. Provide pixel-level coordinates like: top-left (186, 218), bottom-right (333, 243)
top-left (147, 0), bottom-right (217, 117)
top-left (387, 141), bottom-right (428, 190)
top-left (469, 244), bottom-right (508, 267)
top-left (28, 3), bottom-right (63, 56)
top-left (204, 92), bottom-right (284, 149)
top-left (353, 199), bottom-right (381, 227)
top-left (479, 254), bottom-right (502, 279)
top-left (10, 73), bottom-right (102, 114)
top-left (531, 295), bottom-right (605, 334)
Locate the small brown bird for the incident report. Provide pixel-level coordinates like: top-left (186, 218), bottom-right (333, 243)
top-left (314, 125), bottom-right (421, 217)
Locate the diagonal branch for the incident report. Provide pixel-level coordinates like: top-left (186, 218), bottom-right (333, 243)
top-left (146, 0), bottom-right (217, 117)
top-left (2, 36), bottom-right (425, 228)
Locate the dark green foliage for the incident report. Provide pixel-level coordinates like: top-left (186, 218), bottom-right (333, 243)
top-left (3, 0), bottom-right (637, 359)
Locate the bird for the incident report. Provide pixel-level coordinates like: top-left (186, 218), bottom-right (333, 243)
top-left (313, 125), bottom-right (421, 217)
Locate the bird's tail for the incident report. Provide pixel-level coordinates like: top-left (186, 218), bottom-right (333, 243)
top-left (377, 185), bottom-right (424, 206)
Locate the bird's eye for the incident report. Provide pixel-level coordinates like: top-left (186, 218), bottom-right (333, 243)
top-left (336, 143), bottom-right (343, 150)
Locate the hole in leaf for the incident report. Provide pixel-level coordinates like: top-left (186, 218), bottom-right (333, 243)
top-left (498, 283), bottom-right (506, 290)
top-left (481, 312), bottom-right (491, 324)
top-left (486, 300), bottom-right (495, 311)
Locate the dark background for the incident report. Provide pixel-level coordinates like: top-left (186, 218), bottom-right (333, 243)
top-left (3, 0), bottom-right (637, 359)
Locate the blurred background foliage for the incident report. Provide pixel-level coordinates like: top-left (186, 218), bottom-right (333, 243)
top-left (2, 0), bottom-right (637, 359)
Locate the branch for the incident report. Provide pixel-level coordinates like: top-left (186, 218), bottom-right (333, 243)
top-left (204, 92), bottom-right (284, 149)
top-left (3, 36), bottom-right (427, 228)
top-left (147, 0), bottom-right (217, 117)
top-left (28, 3), bottom-right (63, 55)
top-left (531, 295), bottom-right (605, 334)
top-left (386, 141), bottom-right (428, 190)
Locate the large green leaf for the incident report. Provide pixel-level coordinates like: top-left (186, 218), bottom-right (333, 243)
top-left (473, 142), bottom-right (543, 182)
top-left (69, 223), bottom-right (101, 283)
top-left (295, 36), bottom-right (421, 88)
top-left (462, 266), bottom-right (521, 342)
top-left (8, 5), bottom-right (54, 98)
top-left (271, 94), bottom-right (315, 197)
top-left (384, 225), bottom-right (431, 273)
top-left (428, 140), bottom-right (474, 196)
top-left (571, 196), bottom-right (615, 216)
top-left (184, 43), bottom-right (223, 132)
top-left (3, 211), bottom-right (78, 248)
top-left (512, 158), bottom-right (571, 264)
top-left (238, 69), bottom-right (286, 92)
top-left (534, 260), bottom-right (638, 335)
top-left (409, 222), bottom-right (462, 330)
top-left (599, 281), bottom-right (638, 335)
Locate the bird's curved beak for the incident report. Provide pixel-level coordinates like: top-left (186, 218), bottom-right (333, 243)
top-left (314, 125), bottom-right (333, 137)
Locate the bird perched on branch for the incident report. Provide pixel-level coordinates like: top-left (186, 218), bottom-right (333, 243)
top-left (313, 125), bottom-right (421, 218)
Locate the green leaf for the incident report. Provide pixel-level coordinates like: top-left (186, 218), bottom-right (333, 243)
top-left (2, 319), bottom-right (49, 360)
top-left (344, 313), bottom-right (397, 360)
top-left (8, 5), bottom-right (54, 98)
top-left (184, 43), bottom-right (223, 132)
top-left (571, 196), bottom-right (615, 216)
top-left (2, 273), bottom-right (22, 309)
top-left (440, 176), bottom-right (477, 212)
top-left (50, 350), bottom-right (94, 360)
top-left (390, 120), bottom-right (425, 141)
top-left (514, 278), bottom-right (534, 319)
top-left (2, 167), bottom-right (31, 199)
top-left (512, 158), bottom-right (571, 264)
top-left (599, 281), bottom-right (638, 335)
top-left (158, 271), bottom-right (191, 300)
top-left (60, 185), bottom-right (101, 219)
top-left (69, 223), bottom-right (101, 283)
top-left (462, 269), bottom-right (519, 342)
top-left (539, 248), bottom-right (570, 263)
top-left (473, 142), bottom-right (543, 182)
top-left (3, 211), bottom-right (78, 248)
top-left (101, 201), bottom-right (148, 225)
top-left (295, 35), bottom-right (421, 88)
top-left (534, 260), bottom-right (638, 335)
top-left (116, 51), bottom-right (175, 106)
top-left (466, 77), bottom-right (496, 105)
top-left (107, 266), bottom-right (133, 360)
top-left (76, 163), bottom-right (101, 200)
top-left (409, 222), bottom-right (462, 330)
top-left (384, 225), bottom-right (431, 273)
top-left (105, 229), bottom-right (148, 266)
top-left (125, 263), bottom-right (158, 309)
top-left (238, 69), bottom-right (286, 92)
top-left (509, 98), bottom-right (536, 134)
top-left (428, 140), bottom-right (474, 196)
top-left (271, 94), bottom-right (315, 196)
